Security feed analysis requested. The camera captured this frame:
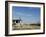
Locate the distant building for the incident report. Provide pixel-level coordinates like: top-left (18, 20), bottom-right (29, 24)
top-left (12, 17), bottom-right (22, 26)
top-left (13, 19), bottom-right (21, 23)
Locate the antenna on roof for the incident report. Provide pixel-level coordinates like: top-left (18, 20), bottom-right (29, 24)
top-left (19, 17), bottom-right (21, 21)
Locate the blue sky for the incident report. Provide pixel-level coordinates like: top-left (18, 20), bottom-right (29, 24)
top-left (12, 6), bottom-right (40, 24)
